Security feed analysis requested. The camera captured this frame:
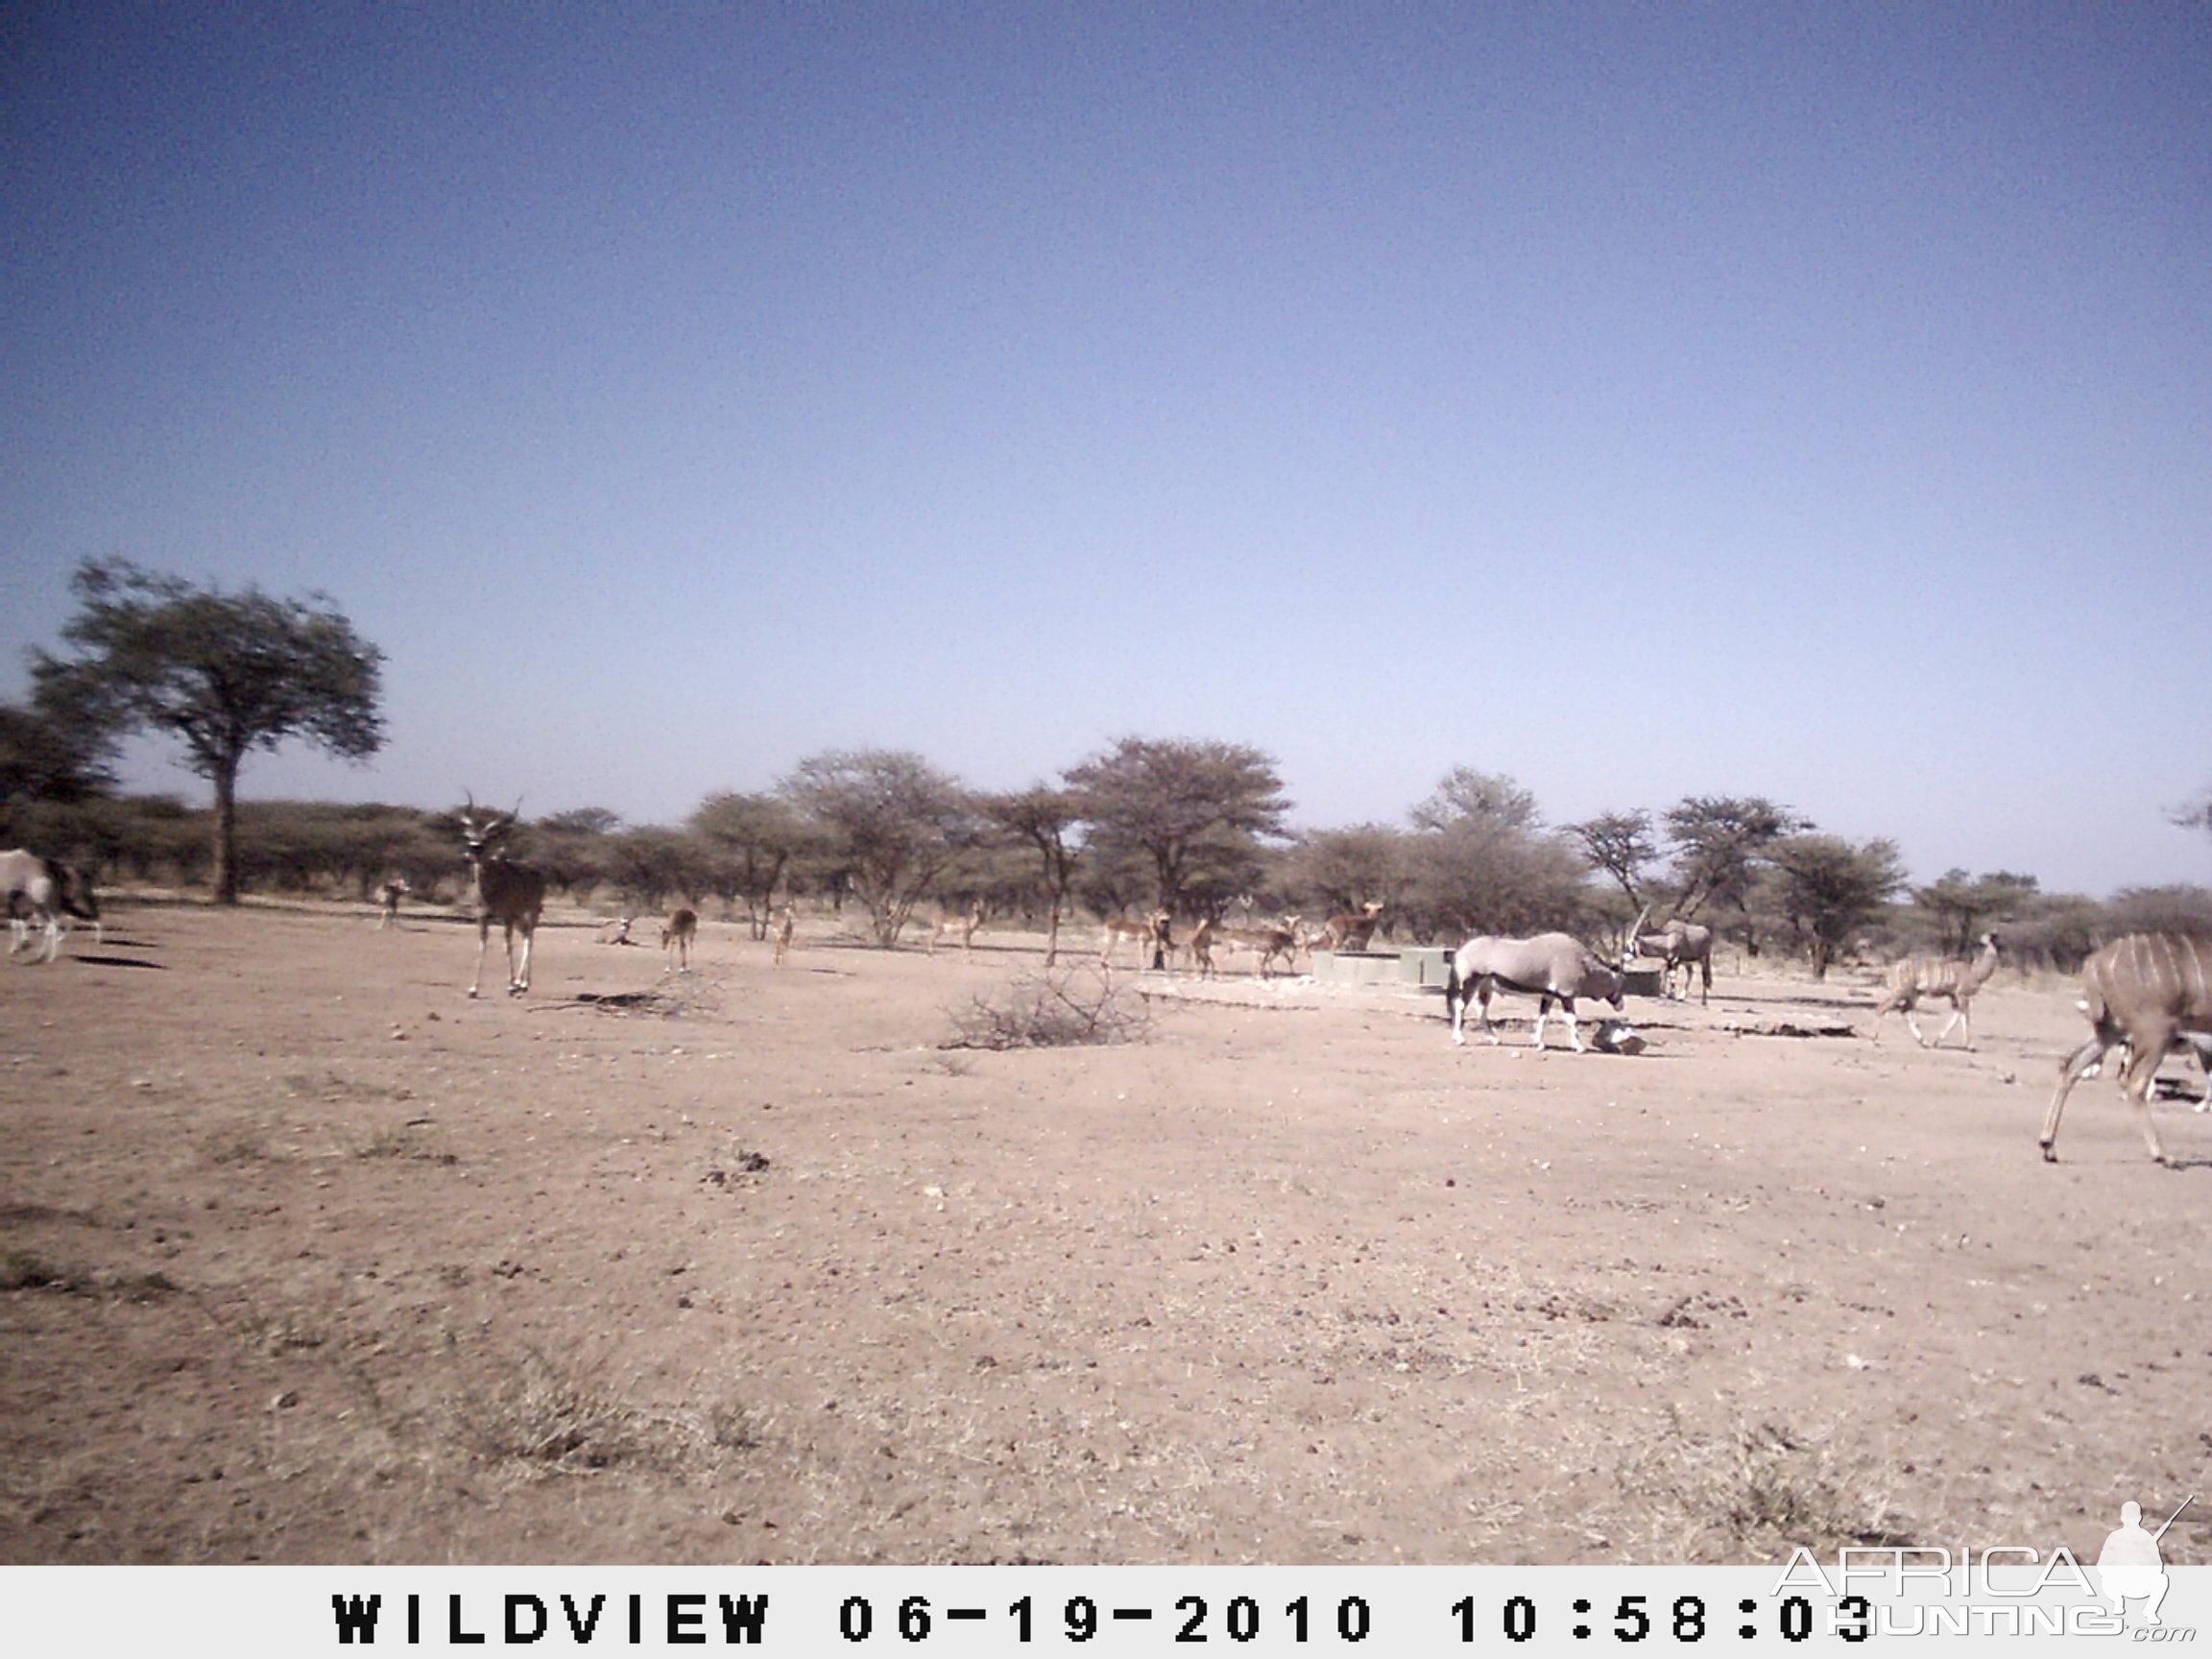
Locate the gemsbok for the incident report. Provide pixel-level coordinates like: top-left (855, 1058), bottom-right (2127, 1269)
top-left (3, 850), bottom-right (100, 965)
top-left (2040, 933), bottom-right (2212, 1166)
top-left (661, 907), bottom-right (698, 973)
top-left (1626, 905), bottom-right (1715, 1004)
top-left (924, 900), bottom-right (986, 961)
top-left (1446, 932), bottom-right (1625, 1052)
top-left (1099, 910), bottom-right (1170, 970)
top-left (1869, 933), bottom-right (2002, 1049)
top-left (455, 797), bottom-right (547, 998)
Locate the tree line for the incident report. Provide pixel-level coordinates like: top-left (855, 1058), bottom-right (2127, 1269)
top-left (5, 560), bottom-right (2210, 974)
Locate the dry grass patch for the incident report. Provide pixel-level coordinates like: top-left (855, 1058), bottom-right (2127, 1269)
top-left (353, 1123), bottom-right (457, 1164)
top-left (0, 1248), bottom-right (177, 1302)
top-left (447, 1347), bottom-right (757, 1478)
top-left (1621, 1407), bottom-right (1913, 1561)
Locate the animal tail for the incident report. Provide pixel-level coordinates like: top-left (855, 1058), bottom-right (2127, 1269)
top-left (1444, 954), bottom-right (1461, 1019)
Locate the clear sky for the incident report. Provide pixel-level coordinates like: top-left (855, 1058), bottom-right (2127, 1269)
top-left (5, 2), bottom-right (2207, 897)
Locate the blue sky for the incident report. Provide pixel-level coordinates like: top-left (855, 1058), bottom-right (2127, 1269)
top-left (4, 2), bottom-right (2207, 896)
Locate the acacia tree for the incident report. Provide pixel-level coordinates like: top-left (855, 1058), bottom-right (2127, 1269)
top-left (1409, 766), bottom-right (1540, 833)
top-left (532, 806), bottom-right (622, 902)
top-left (780, 748), bottom-right (981, 947)
top-left (33, 560), bottom-right (385, 903)
top-left (981, 785), bottom-right (1083, 964)
top-left (688, 790), bottom-right (812, 936)
top-left (1279, 823), bottom-right (1409, 918)
top-left (0, 699), bottom-right (114, 849)
top-left (1663, 795), bottom-right (1809, 952)
top-left (1768, 834), bottom-right (1906, 978)
top-left (1566, 808), bottom-right (1660, 906)
top-left (1403, 769), bottom-right (1589, 939)
top-left (1063, 736), bottom-right (1289, 916)
top-left (1912, 868), bottom-right (2040, 956)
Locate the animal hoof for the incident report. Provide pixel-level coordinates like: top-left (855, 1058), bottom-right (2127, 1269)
top-left (2039, 1143), bottom-right (2057, 1163)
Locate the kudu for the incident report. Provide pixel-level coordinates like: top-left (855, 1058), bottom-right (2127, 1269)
top-left (661, 907), bottom-right (698, 972)
top-left (455, 797), bottom-right (547, 998)
top-left (2040, 933), bottom-right (2212, 1166)
top-left (3, 850), bottom-right (100, 965)
top-left (1445, 932), bottom-right (1625, 1052)
top-left (1625, 904), bottom-right (1714, 1004)
top-left (1869, 932), bottom-right (2001, 1049)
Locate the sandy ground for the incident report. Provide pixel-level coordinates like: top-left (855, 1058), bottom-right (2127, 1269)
top-left (2, 900), bottom-right (2208, 1567)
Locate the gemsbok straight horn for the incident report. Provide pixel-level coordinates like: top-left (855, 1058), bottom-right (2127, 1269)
top-left (455, 795), bottom-right (547, 998)
top-left (2041, 933), bottom-right (2212, 1166)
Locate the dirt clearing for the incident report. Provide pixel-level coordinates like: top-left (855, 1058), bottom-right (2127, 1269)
top-left (3, 903), bottom-right (2207, 1565)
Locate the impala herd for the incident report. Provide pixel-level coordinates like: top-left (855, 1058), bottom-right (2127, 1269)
top-left (9, 802), bottom-right (2210, 1166)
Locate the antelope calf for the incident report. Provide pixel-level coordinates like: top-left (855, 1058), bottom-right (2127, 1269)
top-left (2041, 932), bottom-right (2212, 1165)
top-left (661, 907), bottom-right (698, 972)
top-left (1870, 933), bottom-right (2001, 1049)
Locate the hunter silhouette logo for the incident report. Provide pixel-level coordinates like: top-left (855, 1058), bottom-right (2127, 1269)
top-left (2099, 1495), bottom-right (2195, 1626)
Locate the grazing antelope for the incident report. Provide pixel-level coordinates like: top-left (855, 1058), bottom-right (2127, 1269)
top-left (1870, 932), bottom-right (2001, 1049)
top-left (661, 907), bottom-right (698, 972)
top-left (375, 878), bottom-right (411, 929)
top-left (455, 797), bottom-right (547, 998)
top-left (1446, 932), bottom-right (1625, 1052)
top-left (1099, 910), bottom-right (1170, 970)
top-left (924, 900), bottom-right (986, 960)
top-left (1625, 905), bottom-right (1714, 1004)
top-left (2041, 933), bottom-right (2212, 1166)
top-left (3, 850), bottom-right (100, 964)
top-left (1211, 918), bottom-right (1301, 977)
top-left (1319, 900), bottom-right (1386, 951)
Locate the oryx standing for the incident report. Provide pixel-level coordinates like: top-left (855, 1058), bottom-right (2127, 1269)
top-left (1625, 904), bottom-right (1714, 1004)
top-left (1445, 932), bottom-right (1626, 1052)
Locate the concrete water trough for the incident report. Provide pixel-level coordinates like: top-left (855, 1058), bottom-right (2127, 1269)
top-left (1310, 947), bottom-right (1457, 988)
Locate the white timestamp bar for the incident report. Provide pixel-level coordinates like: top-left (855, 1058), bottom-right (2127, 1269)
top-left (3, 1563), bottom-right (2204, 1654)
